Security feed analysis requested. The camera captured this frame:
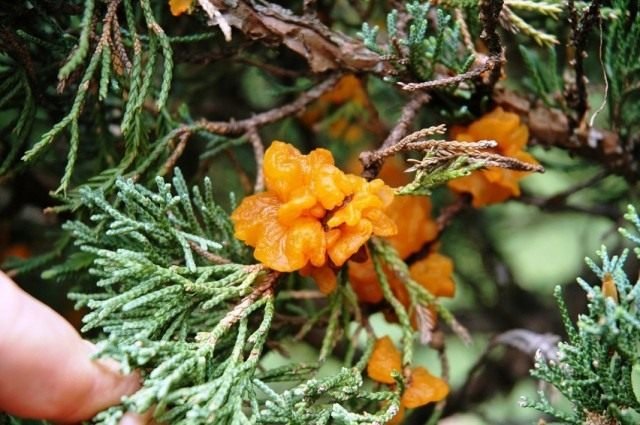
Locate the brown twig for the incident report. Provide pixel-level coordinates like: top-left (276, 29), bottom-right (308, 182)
top-left (278, 290), bottom-right (326, 300)
top-left (157, 74), bottom-right (340, 180)
top-left (110, 13), bottom-right (132, 74)
top-left (566, 0), bottom-right (602, 127)
top-left (397, 59), bottom-right (494, 92)
top-left (359, 92), bottom-right (431, 179)
top-left (209, 0), bottom-right (394, 75)
top-left (407, 148), bottom-right (544, 173)
top-left (246, 127), bottom-right (265, 192)
top-left (455, 8), bottom-right (475, 53)
top-left (196, 268), bottom-right (278, 347)
top-left (235, 55), bottom-right (304, 78)
top-left (197, 73), bottom-right (341, 136)
top-left (499, 91), bottom-right (640, 181)
top-left (370, 124), bottom-right (544, 176)
top-left (188, 240), bottom-right (231, 264)
top-left (161, 131), bottom-right (190, 176)
top-left (436, 195), bottom-right (471, 233)
top-left (478, 0), bottom-right (504, 89)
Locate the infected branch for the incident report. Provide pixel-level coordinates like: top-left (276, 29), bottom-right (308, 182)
top-left (359, 92), bottom-right (430, 179)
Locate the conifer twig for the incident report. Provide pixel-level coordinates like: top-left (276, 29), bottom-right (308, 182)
top-left (188, 240), bottom-right (231, 264)
top-left (247, 127), bottom-right (265, 192)
top-left (137, 74), bottom-right (341, 178)
top-left (359, 92), bottom-right (430, 179)
top-left (479, 0), bottom-right (504, 89)
top-left (397, 59), bottom-right (494, 92)
top-left (161, 130), bottom-right (190, 176)
top-left (199, 74), bottom-right (341, 134)
top-left (196, 268), bottom-right (277, 347)
top-left (566, 0), bottom-right (602, 126)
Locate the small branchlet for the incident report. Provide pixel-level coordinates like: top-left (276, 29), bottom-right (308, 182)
top-left (358, 1), bottom-right (475, 83)
top-left (523, 205), bottom-right (640, 423)
top-left (22, 0), bottom-right (174, 194)
top-left (362, 124), bottom-right (544, 196)
top-left (371, 239), bottom-right (472, 345)
top-left (499, 2), bottom-right (561, 46)
top-left (47, 169), bottom-right (415, 424)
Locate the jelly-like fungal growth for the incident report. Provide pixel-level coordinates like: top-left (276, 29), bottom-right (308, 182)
top-left (168, 0), bottom-right (192, 16)
top-left (231, 141), bottom-right (397, 292)
top-left (347, 160), bottom-right (455, 306)
top-left (367, 336), bottom-right (402, 384)
top-left (367, 336), bottom-right (449, 410)
top-left (448, 107), bottom-right (539, 207)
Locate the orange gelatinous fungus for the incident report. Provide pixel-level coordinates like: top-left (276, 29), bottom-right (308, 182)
top-left (367, 337), bottom-right (449, 411)
top-left (385, 194), bottom-right (438, 259)
top-left (321, 74), bottom-right (369, 106)
top-left (231, 141), bottom-right (397, 291)
top-left (367, 336), bottom-right (402, 384)
top-left (409, 252), bottom-right (456, 298)
top-left (300, 265), bottom-right (338, 294)
top-left (169, 0), bottom-right (192, 16)
top-left (370, 158), bottom-right (438, 258)
top-left (299, 75), bottom-right (370, 144)
top-left (349, 257), bottom-right (384, 303)
top-left (400, 366), bottom-right (450, 408)
top-left (299, 75), bottom-right (367, 128)
top-left (347, 158), bottom-right (453, 306)
top-left (601, 272), bottom-right (619, 303)
top-left (447, 107), bottom-right (539, 208)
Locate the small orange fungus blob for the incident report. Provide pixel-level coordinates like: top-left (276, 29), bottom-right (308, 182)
top-left (447, 107), bottom-right (539, 207)
top-left (169, 0), bottom-right (192, 16)
top-left (367, 336), bottom-right (402, 384)
top-left (368, 336), bottom-right (449, 411)
top-left (231, 141), bottom-right (397, 292)
top-left (410, 252), bottom-right (455, 298)
top-left (601, 272), bottom-right (619, 303)
top-left (300, 75), bottom-right (371, 144)
top-left (401, 367), bottom-right (450, 408)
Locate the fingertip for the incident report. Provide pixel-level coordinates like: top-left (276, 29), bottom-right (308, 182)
top-left (118, 410), bottom-right (155, 425)
top-left (67, 357), bottom-right (141, 422)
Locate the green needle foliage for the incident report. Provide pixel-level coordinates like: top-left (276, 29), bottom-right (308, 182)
top-left (605, 0), bottom-right (640, 138)
top-left (2, 0), bottom-right (639, 424)
top-left (358, 2), bottom-right (475, 82)
top-left (51, 170), bottom-right (400, 425)
top-left (523, 205), bottom-right (640, 424)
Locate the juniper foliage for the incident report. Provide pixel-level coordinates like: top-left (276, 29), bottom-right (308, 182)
top-left (523, 205), bottom-right (640, 424)
top-left (1, 0), bottom-right (639, 424)
top-left (51, 170), bottom-right (403, 425)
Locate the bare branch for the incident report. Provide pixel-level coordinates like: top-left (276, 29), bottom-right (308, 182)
top-left (247, 127), bottom-right (265, 192)
top-left (479, 0), bottom-right (504, 89)
top-left (189, 240), bottom-right (231, 264)
top-left (398, 59), bottom-right (494, 92)
top-left (198, 73), bottom-right (342, 135)
top-left (359, 92), bottom-right (431, 179)
top-left (161, 131), bottom-right (190, 176)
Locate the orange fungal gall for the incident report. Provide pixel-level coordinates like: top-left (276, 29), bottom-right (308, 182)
top-left (367, 336), bottom-right (449, 411)
top-left (367, 336), bottom-right (402, 384)
top-left (447, 107), bottom-right (539, 207)
top-left (231, 141), bottom-right (397, 292)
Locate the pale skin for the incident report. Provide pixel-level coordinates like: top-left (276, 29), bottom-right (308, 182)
top-left (0, 271), bottom-right (147, 424)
